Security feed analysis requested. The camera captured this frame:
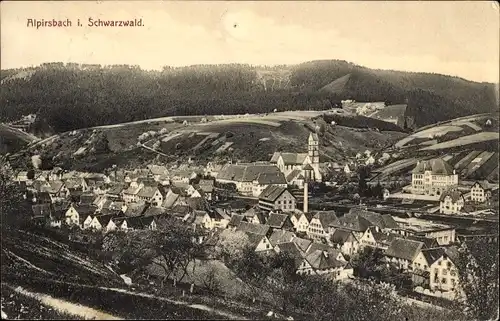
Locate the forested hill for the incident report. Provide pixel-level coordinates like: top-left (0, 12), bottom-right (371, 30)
top-left (1, 60), bottom-right (497, 133)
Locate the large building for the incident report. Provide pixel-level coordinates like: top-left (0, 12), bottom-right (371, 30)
top-left (411, 158), bottom-right (458, 196)
top-left (270, 132), bottom-right (322, 182)
top-left (217, 163), bottom-right (282, 196)
top-left (258, 185), bottom-right (297, 213)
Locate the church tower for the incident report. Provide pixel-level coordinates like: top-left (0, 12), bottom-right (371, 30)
top-left (308, 133), bottom-right (321, 181)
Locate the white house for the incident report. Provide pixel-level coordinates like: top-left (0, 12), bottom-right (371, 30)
top-left (251, 172), bottom-right (287, 198)
top-left (470, 181), bottom-right (492, 203)
top-left (411, 158), bottom-right (458, 196)
top-left (64, 205), bottom-right (80, 226)
top-left (331, 229), bottom-right (360, 257)
top-left (428, 247), bottom-right (461, 293)
top-left (307, 211), bottom-right (338, 240)
top-left (291, 212), bottom-right (312, 233)
top-left (258, 186), bottom-right (296, 213)
top-left (439, 189), bottom-right (465, 215)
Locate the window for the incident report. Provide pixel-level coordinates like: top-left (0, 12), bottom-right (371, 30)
top-left (441, 278), bottom-right (446, 284)
top-left (443, 269), bottom-right (448, 276)
top-left (450, 270), bottom-right (456, 277)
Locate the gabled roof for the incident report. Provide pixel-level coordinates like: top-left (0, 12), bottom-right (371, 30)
top-left (312, 211), bottom-right (338, 228)
top-left (472, 180), bottom-right (491, 190)
top-left (108, 183), bottom-right (126, 195)
top-left (245, 232), bottom-right (268, 249)
top-left (270, 152), bottom-right (281, 163)
top-left (148, 165), bottom-right (169, 176)
top-left (286, 169), bottom-right (305, 183)
top-left (80, 194), bottom-right (98, 205)
top-left (72, 204), bottom-right (98, 217)
top-left (162, 190), bottom-right (180, 208)
top-left (439, 189), bottom-right (464, 202)
top-left (279, 153), bottom-right (308, 165)
top-left (331, 229), bottom-right (356, 244)
top-left (406, 235), bottom-right (440, 249)
top-left (127, 216), bottom-right (155, 229)
top-left (228, 214), bottom-right (245, 227)
top-left (144, 207), bottom-right (165, 217)
top-left (64, 178), bottom-right (84, 190)
top-left (385, 238), bottom-right (423, 261)
top-left (305, 249), bottom-right (346, 270)
top-left (254, 172), bottom-right (287, 185)
top-left (266, 213), bottom-right (291, 229)
top-left (217, 164), bottom-right (281, 182)
top-left (293, 237), bottom-right (313, 253)
top-left (137, 186), bottom-right (159, 199)
top-left (332, 208), bottom-right (396, 231)
top-left (268, 230), bottom-right (296, 247)
top-left (124, 202), bottom-right (148, 217)
top-left (208, 208), bottom-right (231, 220)
top-left (259, 186), bottom-right (292, 202)
top-left (275, 242), bottom-right (304, 268)
top-left (412, 158), bottom-right (454, 175)
top-left (421, 248), bottom-right (446, 266)
top-left (237, 222), bottom-right (270, 236)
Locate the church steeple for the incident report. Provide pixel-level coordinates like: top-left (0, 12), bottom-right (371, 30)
top-left (308, 132), bottom-right (319, 164)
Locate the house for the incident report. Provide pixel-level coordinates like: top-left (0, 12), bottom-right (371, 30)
top-left (80, 193), bottom-right (98, 205)
top-left (392, 217), bottom-right (456, 245)
top-left (291, 212), bottom-right (313, 233)
top-left (266, 212), bottom-right (294, 230)
top-left (124, 202), bottom-right (148, 217)
top-left (244, 232), bottom-right (274, 252)
top-left (428, 246), bottom-right (460, 292)
top-left (196, 179), bottom-right (215, 201)
top-left (273, 242), bottom-right (304, 270)
top-left (202, 209), bottom-right (231, 230)
top-left (137, 186), bottom-right (163, 207)
top-left (127, 216), bottom-right (157, 230)
top-left (330, 208), bottom-right (399, 240)
top-left (470, 181), bottom-right (492, 203)
top-left (147, 165), bottom-right (169, 181)
top-left (217, 163), bottom-right (282, 196)
top-left (297, 249), bottom-right (351, 279)
top-left (331, 229), bottom-right (360, 257)
top-left (365, 155), bottom-right (375, 166)
top-left (384, 238), bottom-right (425, 270)
top-left (411, 158), bottom-right (458, 196)
top-left (344, 164), bottom-right (351, 174)
top-left (122, 183), bottom-right (143, 204)
top-left (98, 216), bottom-right (128, 232)
top-left (251, 172), bottom-right (288, 197)
top-left (31, 204), bottom-right (59, 227)
top-left (307, 211), bottom-right (338, 240)
top-left (15, 171), bottom-right (29, 182)
top-left (236, 221), bottom-right (271, 237)
top-left (65, 204), bottom-right (97, 228)
top-left (204, 162), bottom-right (224, 178)
top-left (439, 189), bottom-right (465, 214)
top-left (411, 247), bottom-right (445, 284)
top-left (82, 215), bottom-right (102, 230)
top-left (292, 237), bottom-right (313, 254)
top-left (268, 229), bottom-right (296, 248)
top-left (258, 186), bottom-right (296, 212)
top-left (243, 207), bottom-right (267, 225)
top-left (64, 177), bottom-right (89, 192)
top-left (359, 227), bottom-right (396, 251)
top-left (228, 214), bottom-right (246, 228)
top-left (285, 170), bottom-right (305, 187)
top-left (106, 183), bottom-right (126, 199)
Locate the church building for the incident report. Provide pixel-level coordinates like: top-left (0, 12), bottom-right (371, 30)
top-left (270, 132), bottom-right (322, 182)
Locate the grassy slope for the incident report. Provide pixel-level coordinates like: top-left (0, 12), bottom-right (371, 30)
top-left (0, 124), bottom-right (38, 155)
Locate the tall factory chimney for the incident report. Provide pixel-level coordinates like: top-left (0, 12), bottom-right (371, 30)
top-left (303, 164), bottom-right (313, 213)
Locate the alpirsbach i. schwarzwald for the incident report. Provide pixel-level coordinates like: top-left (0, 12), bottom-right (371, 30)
top-left (88, 18), bottom-right (144, 27)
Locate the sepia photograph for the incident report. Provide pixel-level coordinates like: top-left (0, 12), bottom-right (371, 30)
top-left (0, 1), bottom-right (499, 320)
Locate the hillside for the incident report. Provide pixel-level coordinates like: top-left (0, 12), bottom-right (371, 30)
top-left (8, 111), bottom-right (407, 172)
top-left (0, 124), bottom-right (39, 155)
top-left (371, 113), bottom-right (499, 182)
top-left (1, 60), bottom-right (497, 133)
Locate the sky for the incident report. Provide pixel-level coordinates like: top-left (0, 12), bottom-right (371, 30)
top-left (1, 1), bottom-right (499, 83)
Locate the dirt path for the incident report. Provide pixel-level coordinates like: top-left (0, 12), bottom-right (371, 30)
top-left (7, 284), bottom-right (123, 320)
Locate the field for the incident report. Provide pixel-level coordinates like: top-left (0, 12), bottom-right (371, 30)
top-left (10, 109), bottom-right (408, 170)
top-left (419, 132), bottom-right (499, 151)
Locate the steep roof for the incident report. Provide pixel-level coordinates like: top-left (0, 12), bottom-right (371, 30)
top-left (421, 248), bottom-right (446, 266)
top-left (286, 169), bottom-right (304, 183)
top-left (270, 152), bottom-right (281, 163)
top-left (124, 202), bottom-right (148, 217)
top-left (137, 186), bottom-right (159, 199)
top-left (305, 249), bottom-right (346, 270)
top-left (237, 222), bottom-right (270, 236)
top-left (266, 213), bottom-right (290, 228)
top-left (312, 211), bottom-right (339, 228)
top-left (332, 208), bottom-right (396, 231)
top-left (80, 194), bottom-right (98, 205)
top-left (254, 172), bottom-right (287, 185)
top-left (144, 206), bottom-right (165, 217)
top-left (228, 214), bottom-right (245, 227)
top-left (217, 164), bottom-right (281, 182)
top-left (259, 185), bottom-right (291, 202)
top-left (331, 229), bottom-right (356, 244)
top-left (412, 158), bottom-right (454, 175)
top-left (293, 237), bottom-right (313, 253)
top-left (472, 180), bottom-right (491, 190)
top-left (32, 204), bottom-right (52, 217)
top-left (73, 204), bottom-right (98, 217)
top-left (275, 242), bottom-right (304, 268)
top-left (162, 191), bottom-right (180, 208)
top-left (279, 153), bottom-right (308, 165)
top-left (268, 230), bottom-right (296, 247)
top-left (439, 189), bottom-right (464, 202)
top-left (148, 165), bottom-right (168, 176)
top-left (385, 238), bottom-right (423, 261)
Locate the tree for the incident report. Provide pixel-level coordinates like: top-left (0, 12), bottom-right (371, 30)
top-left (0, 158), bottom-right (31, 229)
top-left (350, 247), bottom-right (386, 281)
top-left (455, 238), bottom-right (499, 320)
top-left (215, 229), bottom-right (250, 264)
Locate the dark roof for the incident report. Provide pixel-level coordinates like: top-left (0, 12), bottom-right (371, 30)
top-left (127, 216), bottom-right (155, 229)
top-left (107, 184), bottom-right (126, 195)
top-left (332, 208), bottom-right (396, 231)
top-left (472, 180), bottom-right (491, 190)
top-left (254, 172), bottom-right (287, 185)
top-left (385, 238), bottom-right (424, 261)
top-left (279, 153), bottom-right (308, 165)
top-left (412, 158), bottom-right (454, 175)
top-left (73, 204), bottom-right (98, 217)
top-left (80, 194), bottom-right (97, 205)
top-left (266, 213), bottom-right (290, 228)
top-left (144, 207), bottom-right (165, 217)
top-left (228, 214), bottom-right (245, 227)
top-left (237, 222), bottom-right (270, 236)
top-left (286, 169), bottom-right (304, 183)
top-left (406, 235), bottom-right (440, 249)
top-left (217, 164), bottom-right (281, 182)
top-left (32, 204), bottom-right (52, 217)
top-left (331, 229), bottom-right (356, 244)
top-left (305, 250), bottom-right (346, 270)
top-left (259, 185), bottom-right (292, 202)
top-left (312, 211), bottom-right (338, 228)
top-left (245, 232), bottom-right (267, 249)
top-left (124, 202), bottom-right (148, 217)
top-left (293, 237), bottom-right (313, 253)
top-left (137, 186), bottom-right (159, 198)
top-left (439, 189), bottom-right (464, 202)
top-left (421, 248), bottom-right (446, 266)
top-left (444, 245), bottom-right (460, 264)
top-left (275, 242), bottom-right (304, 268)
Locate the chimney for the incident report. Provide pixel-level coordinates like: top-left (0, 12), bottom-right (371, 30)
top-left (303, 180), bottom-right (308, 213)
